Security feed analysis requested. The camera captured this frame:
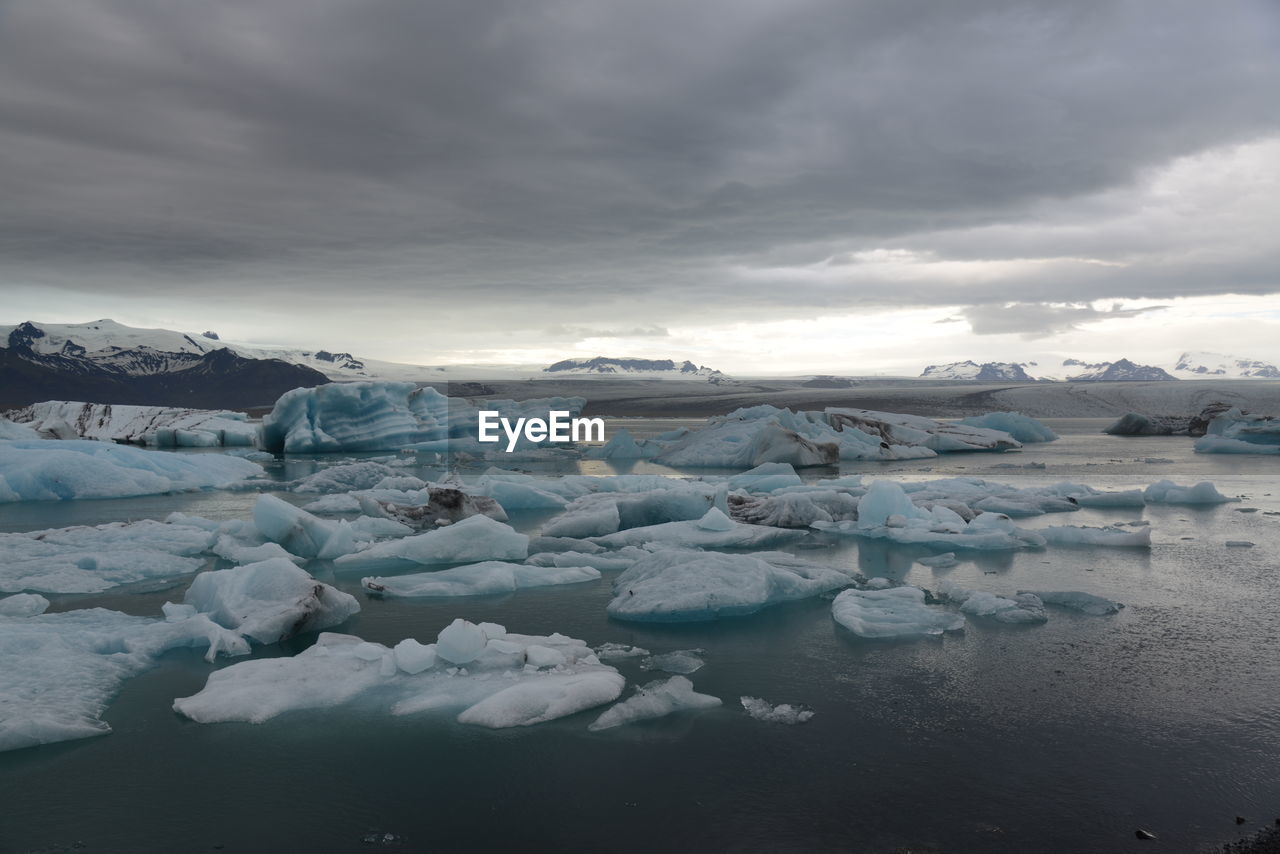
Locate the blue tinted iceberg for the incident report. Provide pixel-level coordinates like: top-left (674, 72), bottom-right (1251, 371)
top-left (334, 514), bottom-right (530, 571)
top-left (361, 561), bottom-right (600, 597)
top-left (831, 586), bottom-right (965, 638)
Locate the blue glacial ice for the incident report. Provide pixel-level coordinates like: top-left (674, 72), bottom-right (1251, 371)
top-left (831, 586), bottom-right (965, 639)
top-left (260, 381), bottom-right (586, 453)
top-left (1143, 479), bottom-right (1237, 504)
top-left (606, 547), bottom-right (853, 623)
top-left (957, 412), bottom-right (1060, 443)
top-left (938, 581), bottom-right (1047, 624)
top-left (588, 676), bottom-right (721, 731)
top-left (0, 440), bottom-right (262, 503)
top-left (1194, 407), bottom-right (1280, 454)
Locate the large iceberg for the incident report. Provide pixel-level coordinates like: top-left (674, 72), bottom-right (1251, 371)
top-left (1143, 480), bottom-right (1237, 505)
top-left (957, 412), bottom-right (1059, 443)
top-left (831, 586), bottom-right (965, 639)
top-left (0, 440), bottom-right (262, 503)
top-left (173, 621), bottom-right (625, 729)
top-left (6, 401), bottom-right (258, 447)
top-left (540, 485), bottom-right (721, 538)
top-left (362, 561), bottom-right (600, 597)
top-left (606, 548), bottom-right (852, 622)
top-left (0, 519), bottom-right (215, 594)
top-left (259, 381), bottom-right (586, 454)
top-left (1194, 407), bottom-right (1280, 454)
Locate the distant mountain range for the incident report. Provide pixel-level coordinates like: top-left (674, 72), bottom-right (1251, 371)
top-left (543, 357), bottom-right (723, 377)
top-left (917, 354), bottom-right (1279, 382)
top-left (0, 320), bottom-right (330, 409)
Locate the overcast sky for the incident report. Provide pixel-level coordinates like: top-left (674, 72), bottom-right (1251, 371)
top-left (2, 0), bottom-right (1279, 374)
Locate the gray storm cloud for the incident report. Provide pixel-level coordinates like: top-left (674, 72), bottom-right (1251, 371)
top-left (1, 0), bottom-right (1278, 339)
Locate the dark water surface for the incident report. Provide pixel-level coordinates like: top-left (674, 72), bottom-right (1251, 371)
top-left (2, 420), bottom-right (1279, 853)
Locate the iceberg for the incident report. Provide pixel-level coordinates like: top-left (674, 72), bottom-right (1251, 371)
top-left (1020, 590), bottom-right (1123, 615)
top-left (585, 428), bottom-right (657, 460)
top-left (1194, 407), bottom-right (1280, 454)
top-left (361, 561), bottom-right (600, 597)
top-left (957, 412), bottom-right (1059, 443)
top-left (252, 494), bottom-right (345, 559)
top-left (173, 621), bottom-right (624, 729)
top-left (938, 581), bottom-right (1047, 624)
top-left (1, 606), bottom-right (248, 752)
top-left (1040, 525), bottom-right (1152, 547)
top-left (541, 485), bottom-right (719, 538)
top-left (1143, 480), bottom-right (1236, 505)
top-left (0, 519), bottom-right (215, 594)
top-left (588, 676), bottom-right (721, 731)
top-left (728, 490), bottom-right (858, 528)
top-left (740, 696), bottom-right (815, 724)
top-left (589, 508), bottom-right (806, 550)
top-left (333, 515), bottom-right (529, 571)
top-left (831, 586), bottom-right (965, 639)
top-left (0, 440), bottom-right (262, 503)
top-left (0, 593), bottom-right (50, 617)
top-left (6, 401), bottom-right (257, 447)
top-left (184, 558), bottom-right (360, 644)
top-left (606, 548), bottom-right (852, 622)
top-left (259, 381), bottom-right (586, 454)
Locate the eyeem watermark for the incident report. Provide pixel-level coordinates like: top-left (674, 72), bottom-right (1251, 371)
top-left (477, 410), bottom-right (605, 452)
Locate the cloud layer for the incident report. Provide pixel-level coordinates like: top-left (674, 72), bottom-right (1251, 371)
top-left (1, 0), bottom-right (1278, 365)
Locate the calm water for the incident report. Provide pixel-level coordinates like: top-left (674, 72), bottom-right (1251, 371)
top-left (2, 420), bottom-right (1279, 853)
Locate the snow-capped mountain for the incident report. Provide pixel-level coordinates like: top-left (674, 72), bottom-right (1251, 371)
top-left (1173, 351), bottom-right (1280, 379)
top-left (1, 320), bottom-right (332, 409)
top-left (1062, 358), bottom-right (1177, 382)
top-left (544, 357), bottom-right (724, 378)
top-left (919, 361), bottom-right (1036, 382)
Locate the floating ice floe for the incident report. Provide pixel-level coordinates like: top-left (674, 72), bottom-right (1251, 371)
top-left (740, 696), bottom-right (815, 724)
top-left (589, 507), bottom-right (806, 550)
top-left (640, 650), bottom-right (706, 674)
top-left (594, 642), bottom-right (650, 660)
top-left (1142, 480), bottom-right (1237, 505)
top-left (333, 514), bottom-right (530, 571)
top-left (0, 593), bottom-right (50, 617)
top-left (1019, 591), bottom-right (1123, 615)
top-left (585, 428), bottom-right (658, 460)
top-left (0, 606), bottom-right (248, 752)
top-left (0, 440), bottom-right (262, 503)
top-left (814, 481), bottom-right (1046, 551)
top-left (173, 620), bottom-right (626, 730)
top-left (957, 412), bottom-right (1060, 443)
top-left (0, 519), bottom-right (215, 594)
top-left (1039, 525), bottom-right (1152, 547)
top-left (588, 676), bottom-right (721, 731)
top-left (5, 401), bottom-right (258, 447)
top-left (831, 586), bottom-right (965, 639)
top-left (606, 548), bottom-right (852, 623)
top-left (646, 405), bottom-right (1040, 468)
top-left (362, 561), bottom-right (600, 597)
top-left (938, 582), bottom-right (1047, 624)
top-left (1194, 407), bottom-right (1280, 454)
top-left (259, 381), bottom-right (586, 454)
top-left (184, 557), bottom-right (360, 644)
top-left (541, 484), bottom-right (722, 538)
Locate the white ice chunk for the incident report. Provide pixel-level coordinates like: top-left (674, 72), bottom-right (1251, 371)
top-left (435, 618), bottom-right (489, 664)
top-left (957, 412), bottom-right (1059, 443)
top-left (252, 494), bottom-right (339, 558)
top-left (362, 561), bottom-right (599, 598)
top-left (184, 558), bottom-right (360, 644)
top-left (1020, 590), bottom-right (1124, 615)
top-left (456, 671), bottom-right (626, 728)
top-left (939, 581), bottom-right (1046, 624)
top-left (0, 593), bottom-right (50, 617)
top-left (588, 676), bottom-right (721, 731)
top-left (740, 696), bottom-right (815, 724)
top-left (831, 586), bottom-right (965, 639)
top-left (1143, 480), bottom-right (1236, 505)
top-left (333, 515), bottom-right (529, 571)
top-left (607, 549), bottom-right (852, 622)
